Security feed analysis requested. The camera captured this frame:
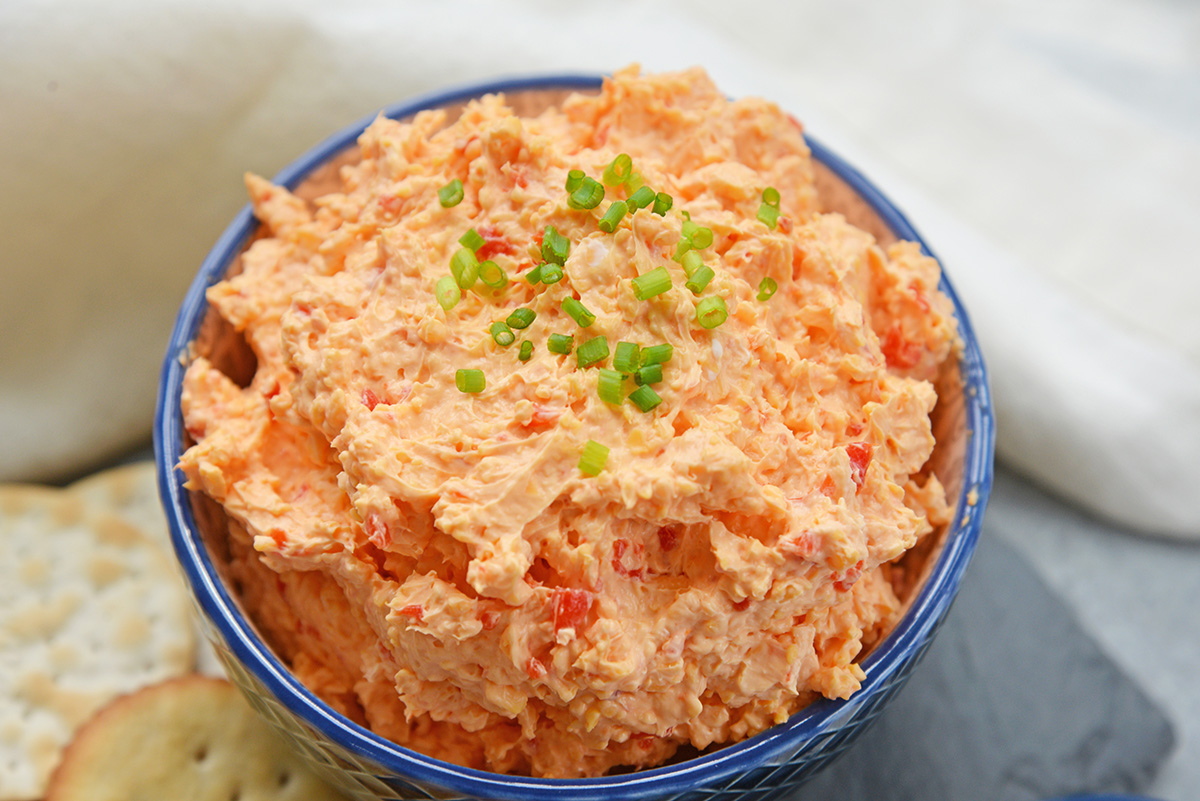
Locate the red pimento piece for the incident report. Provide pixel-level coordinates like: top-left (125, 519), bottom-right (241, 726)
top-left (526, 656), bottom-right (547, 679)
top-left (657, 527), bottom-right (679, 552)
top-left (819, 475), bottom-right (839, 499)
top-left (267, 528), bottom-right (287, 547)
top-left (633, 734), bottom-right (656, 751)
top-left (522, 404), bottom-right (564, 430)
top-left (474, 224), bottom-right (516, 260)
top-left (364, 513), bottom-right (391, 549)
top-left (847, 442), bottom-right (873, 490)
top-left (833, 560), bottom-right (865, 593)
top-left (882, 323), bottom-right (921, 369)
top-left (480, 610), bottom-right (501, 631)
top-left (379, 195), bottom-right (403, 216)
top-left (781, 530), bottom-right (819, 559)
top-left (612, 539), bottom-right (645, 579)
top-left (553, 588), bottom-right (592, 632)
top-left (397, 604), bottom-right (424, 623)
top-left (777, 216), bottom-right (793, 234)
top-left (362, 388), bottom-right (380, 411)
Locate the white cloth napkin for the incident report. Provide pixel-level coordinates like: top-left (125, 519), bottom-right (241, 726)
top-left (3, 0), bottom-right (1197, 537)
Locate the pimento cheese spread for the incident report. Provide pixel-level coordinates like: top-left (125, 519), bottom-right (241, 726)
top-left (179, 66), bottom-right (958, 777)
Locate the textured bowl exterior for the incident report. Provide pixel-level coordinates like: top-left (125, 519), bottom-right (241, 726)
top-left (155, 74), bottom-right (995, 801)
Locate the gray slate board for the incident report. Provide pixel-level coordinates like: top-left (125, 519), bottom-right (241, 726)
top-left (795, 534), bottom-right (1175, 800)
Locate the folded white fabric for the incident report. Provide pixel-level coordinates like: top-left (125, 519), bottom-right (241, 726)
top-left (2, 0), bottom-right (1196, 537)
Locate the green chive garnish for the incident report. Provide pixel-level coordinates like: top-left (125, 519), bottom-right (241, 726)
top-left (602, 154), bottom-right (633, 187)
top-left (685, 265), bottom-right (715, 295)
top-left (628, 384), bottom-right (662, 412)
top-left (518, 340), bottom-right (534, 361)
top-left (478, 260), bottom-right (507, 289)
top-left (757, 202), bottom-right (780, 229)
top-left (542, 225), bottom-right (570, 265)
top-left (540, 263), bottom-right (564, 284)
top-left (565, 169), bottom-right (585, 192)
top-left (568, 176), bottom-right (605, 210)
top-left (695, 296), bottom-right (728, 329)
top-left (598, 200), bottom-right (628, 233)
top-left (597, 369), bottom-right (624, 405)
top-left (673, 240), bottom-right (692, 262)
top-left (456, 368), bottom-right (485, 393)
top-left (624, 171), bottom-right (645, 195)
top-left (757, 276), bottom-right (778, 301)
top-left (547, 333), bottom-right (574, 355)
top-left (613, 341), bottom-right (640, 375)
top-left (506, 308), bottom-right (536, 329)
top-left (634, 363), bottom-right (662, 385)
top-left (681, 220), bottom-right (713, 250)
top-left (578, 439), bottom-right (610, 476)
top-left (640, 343), bottom-right (674, 366)
top-left (438, 179), bottom-right (464, 207)
top-left (576, 335), bottom-right (609, 368)
top-left (490, 321), bottom-right (515, 347)
top-left (628, 185), bottom-right (656, 210)
top-left (762, 187), bottom-right (781, 207)
top-left (652, 192), bottom-right (673, 216)
top-left (459, 228), bottom-right (485, 252)
top-left (632, 266), bottom-right (672, 300)
top-left (562, 297), bottom-right (596, 328)
top-left (525, 264), bottom-right (544, 285)
top-left (450, 247), bottom-right (479, 290)
top-left (435, 276), bottom-right (461, 311)
top-left (680, 250), bottom-right (703, 278)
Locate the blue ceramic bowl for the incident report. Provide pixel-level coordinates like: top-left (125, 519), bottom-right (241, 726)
top-left (154, 74), bottom-right (995, 801)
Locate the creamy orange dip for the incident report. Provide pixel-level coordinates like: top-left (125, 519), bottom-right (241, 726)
top-left (179, 66), bottom-right (958, 777)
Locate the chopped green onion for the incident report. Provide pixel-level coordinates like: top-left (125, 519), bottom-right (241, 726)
top-left (565, 169), bottom-right (585, 192)
top-left (762, 186), bottom-right (781, 207)
top-left (681, 210), bottom-right (691, 221)
top-left (490, 321), bottom-right (515, 347)
top-left (673, 239), bottom-right (692, 262)
top-left (597, 369), bottom-right (624, 405)
top-left (576, 335), bottom-right (609, 368)
top-left (680, 250), bottom-right (704, 278)
top-left (635, 363), bottom-right (663, 386)
top-left (567, 176), bottom-right (605, 210)
top-left (578, 439), bottom-right (610, 476)
top-left (525, 263), bottom-right (544, 285)
top-left (681, 220), bottom-right (713, 250)
top-left (628, 185), bottom-right (656, 210)
top-left (478, 260), bottom-right (507, 289)
top-left (598, 200), bottom-right (628, 233)
top-left (632, 266), bottom-right (672, 300)
top-left (640, 343), bottom-right (674, 366)
top-left (518, 340), bottom-right (534, 361)
top-left (602, 153), bottom-right (633, 187)
top-left (456, 368), bottom-right (485, 393)
top-left (506, 307), bottom-right (537, 329)
top-left (459, 228), bottom-right (485, 252)
top-left (652, 192), bottom-right (673, 216)
top-left (562, 297), bottom-right (596, 327)
top-left (542, 225), bottom-right (570, 265)
top-left (547, 333), bottom-right (574, 355)
top-left (685, 265), bottom-right (715, 295)
top-left (624, 171), bottom-right (645, 194)
top-left (450, 247), bottom-right (479, 290)
top-left (757, 276), bottom-right (778, 301)
top-left (628, 384), bottom-right (662, 412)
top-left (613, 341), bottom-right (640, 374)
top-left (540, 263), bottom-right (564, 284)
top-left (438, 179), bottom-right (464, 207)
top-left (695, 296), bottom-right (728, 329)
top-left (435, 276), bottom-right (461, 311)
top-left (757, 202), bottom-right (780, 229)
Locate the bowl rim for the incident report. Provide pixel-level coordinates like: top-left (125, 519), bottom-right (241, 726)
top-left (154, 72), bottom-right (995, 801)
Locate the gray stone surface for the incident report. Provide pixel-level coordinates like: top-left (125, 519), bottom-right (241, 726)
top-left (796, 488), bottom-right (1177, 800)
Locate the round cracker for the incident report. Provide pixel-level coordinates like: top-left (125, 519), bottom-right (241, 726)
top-left (45, 676), bottom-right (344, 801)
top-left (0, 486), bottom-right (196, 801)
top-left (68, 461), bottom-right (227, 679)
top-left (69, 461), bottom-right (167, 550)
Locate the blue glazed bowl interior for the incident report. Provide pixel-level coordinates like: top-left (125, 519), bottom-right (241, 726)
top-left (155, 74), bottom-right (995, 801)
